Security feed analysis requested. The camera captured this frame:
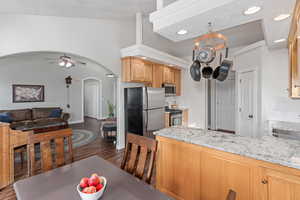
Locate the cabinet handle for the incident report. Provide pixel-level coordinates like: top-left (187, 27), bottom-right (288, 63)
top-left (261, 179), bottom-right (268, 184)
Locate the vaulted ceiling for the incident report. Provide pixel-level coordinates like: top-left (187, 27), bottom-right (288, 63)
top-left (0, 0), bottom-right (155, 19)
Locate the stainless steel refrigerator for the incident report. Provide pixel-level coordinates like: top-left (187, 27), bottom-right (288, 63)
top-left (125, 87), bottom-right (165, 136)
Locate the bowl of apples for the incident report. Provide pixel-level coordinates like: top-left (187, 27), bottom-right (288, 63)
top-left (77, 173), bottom-right (107, 200)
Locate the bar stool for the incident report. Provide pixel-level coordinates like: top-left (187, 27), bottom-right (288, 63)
top-left (102, 123), bottom-right (117, 144)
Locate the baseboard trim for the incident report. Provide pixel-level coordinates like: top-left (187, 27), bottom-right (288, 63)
top-left (69, 120), bottom-right (84, 125)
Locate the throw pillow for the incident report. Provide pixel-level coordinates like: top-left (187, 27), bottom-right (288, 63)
top-left (0, 112), bottom-right (13, 123)
top-left (49, 109), bottom-right (62, 118)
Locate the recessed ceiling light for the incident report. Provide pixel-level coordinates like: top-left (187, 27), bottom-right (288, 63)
top-left (169, 64), bottom-right (174, 67)
top-left (244, 6), bottom-right (261, 15)
top-left (274, 38), bottom-right (286, 43)
top-left (141, 56), bottom-right (147, 60)
top-left (274, 14), bottom-right (290, 21)
top-left (106, 73), bottom-right (115, 78)
top-left (177, 29), bottom-right (188, 35)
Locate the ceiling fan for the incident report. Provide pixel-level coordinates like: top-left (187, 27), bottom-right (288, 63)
top-left (46, 54), bottom-right (87, 68)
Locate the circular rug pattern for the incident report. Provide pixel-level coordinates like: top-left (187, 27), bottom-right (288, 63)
top-left (72, 129), bottom-right (98, 148)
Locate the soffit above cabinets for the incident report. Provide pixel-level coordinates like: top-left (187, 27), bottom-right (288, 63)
top-left (120, 44), bottom-right (190, 68)
top-left (149, 0), bottom-right (296, 49)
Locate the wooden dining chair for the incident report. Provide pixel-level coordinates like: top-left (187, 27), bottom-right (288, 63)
top-left (28, 129), bottom-right (73, 175)
top-left (226, 189), bottom-right (236, 200)
top-left (121, 133), bottom-right (157, 184)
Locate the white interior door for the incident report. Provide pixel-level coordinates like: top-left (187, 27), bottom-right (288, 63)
top-left (216, 74), bottom-right (235, 132)
top-left (84, 83), bottom-right (98, 119)
top-left (238, 71), bottom-right (254, 137)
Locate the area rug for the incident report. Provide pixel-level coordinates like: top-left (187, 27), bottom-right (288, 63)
top-left (72, 129), bottom-right (98, 149)
top-left (14, 129), bottom-right (98, 163)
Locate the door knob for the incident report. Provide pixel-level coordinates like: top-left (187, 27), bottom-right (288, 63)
top-left (248, 115), bottom-right (253, 119)
top-left (261, 179), bottom-right (268, 184)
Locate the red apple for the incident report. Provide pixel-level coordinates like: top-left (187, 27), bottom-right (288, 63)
top-left (96, 184), bottom-right (103, 191)
top-left (82, 186), bottom-right (97, 194)
top-left (88, 175), bottom-right (100, 186)
top-left (80, 177), bottom-right (89, 189)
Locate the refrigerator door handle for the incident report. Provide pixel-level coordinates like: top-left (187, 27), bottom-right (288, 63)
top-left (143, 111), bottom-right (148, 133)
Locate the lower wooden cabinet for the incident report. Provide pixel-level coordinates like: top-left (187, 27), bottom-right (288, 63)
top-left (200, 152), bottom-right (251, 200)
top-left (156, 136), bottom-right (300, 200)
top-left (156, 138), bottom-right (201, 200)
top-left (260, 168), bottom-right (300, 200)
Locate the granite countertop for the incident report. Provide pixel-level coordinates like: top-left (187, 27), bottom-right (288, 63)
top-left (154, 127), bottom-right (300, 170)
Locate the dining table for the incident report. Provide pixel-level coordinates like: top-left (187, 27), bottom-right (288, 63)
top-left (13, 155), bottom-right (173, 200)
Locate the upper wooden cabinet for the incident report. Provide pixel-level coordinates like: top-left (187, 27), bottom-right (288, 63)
top-left (289, 0), bottom-right (300, 98)
top-left (122, 57), bottom-right (153, 83)
top-left (163, 67), bottom-right (175, 84)
top-left (122, 57), bottom-right (182, 96)
top-left (174, 69), bottom-right (181, 96)
top-left (152, 64), bottom-right (164, 88)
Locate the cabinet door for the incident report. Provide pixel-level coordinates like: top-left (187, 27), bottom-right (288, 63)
top-left (144, 61), bottom-right (153, 83)
top-left (261, 168), bottom-right (300, 200)
top-left (163, 67), bottom-right (175, 84)
top-left (131, 58), bottom-right (146, 82)
top-left (174, 69), bottom-right (181, 96)
top-left (156, 139), bottom-right (201, 200)
top-left (152, 64), bottom-right (164, 88)
top-left (121, 57), bottom-right (131, 82)
top-left (201, 152), bottom-right (251, 200)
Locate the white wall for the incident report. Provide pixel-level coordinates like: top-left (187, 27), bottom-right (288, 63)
top-left (261, 48), bottom-right (300, 128)
top-left (0, 14), bottom-right (135, 75)
top-left (0, 54), bottom-right (115, 124)
top-left (234, 42), bottom-right (300, 136)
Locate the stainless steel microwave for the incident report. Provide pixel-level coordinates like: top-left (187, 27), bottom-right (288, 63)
top-left (163, 84), bottom-right (176, 96)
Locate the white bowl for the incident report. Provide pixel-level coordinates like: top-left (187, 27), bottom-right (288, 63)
top-left (77, 177), bottom-right (107, 200)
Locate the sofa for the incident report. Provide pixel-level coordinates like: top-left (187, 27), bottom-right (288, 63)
top-left (0, 107), bottom-right (70, 133)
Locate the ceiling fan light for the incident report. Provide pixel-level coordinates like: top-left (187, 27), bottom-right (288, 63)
top-left (59, 60), bottom-right (66, 67)
top-left (65, 61), bottom-right (73, 68)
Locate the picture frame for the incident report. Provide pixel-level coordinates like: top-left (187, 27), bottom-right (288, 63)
top-left (12, 84), bottom-right (45, 103)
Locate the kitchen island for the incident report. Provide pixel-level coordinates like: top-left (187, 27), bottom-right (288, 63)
top-left (154, 127), bottom-right (300, 200)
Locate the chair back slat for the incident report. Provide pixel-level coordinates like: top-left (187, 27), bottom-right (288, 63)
top-left (55, 137), bottom-right (65, 167)
top-left (135, 146), bottom-right (148, 179)
top-left (226, 189), bottom-right (236, 200)
top-left (40, 141), bottom-right (53, 172)
top-left (28, 129), bottom-right (73, 175)
top-left (127, 144), bottom-right (139, 173)
top-left (121, 133), bottom-right (157, 184)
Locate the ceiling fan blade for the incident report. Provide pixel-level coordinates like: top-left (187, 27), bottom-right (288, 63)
top-left (76, 61), bottom-right (87, 65)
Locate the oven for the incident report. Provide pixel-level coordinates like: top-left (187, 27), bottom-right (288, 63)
top-left (166, 107), bottom-right (183, 126)
top-left (163, 84), bottom-right (176, 97)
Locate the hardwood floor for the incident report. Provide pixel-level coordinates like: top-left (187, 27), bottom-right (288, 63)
top-left (0, 117), bottom-right (124, 200)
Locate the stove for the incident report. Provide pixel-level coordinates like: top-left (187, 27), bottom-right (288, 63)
top-left (165, 107), bottom-right (183, 126)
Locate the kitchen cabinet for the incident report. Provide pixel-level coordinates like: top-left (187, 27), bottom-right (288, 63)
top-left (152, 64), bottom-right (164, 88)
top-left (164, 112), bottom-right (170, 128)
top-left (156, 136), bottom-right (300, 200)
top-left (121, 57), bottom-right (182, 96)
top-left (289, 0), bottom-right (300, 98)
top-left (260, 168), bottom-right (300, 200)
top-left (174, 69), bottom-right (181, 96)
top-left (200, 152), bottom-right (251, 200)
top-left (182, 109), bottom-right (188, 126)
top-left (156, 138), bottom-right (201, 200)
top-left (163, 67), bottom-right (175, 84)
top-left (121, 57), bottom-right (152, 83)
